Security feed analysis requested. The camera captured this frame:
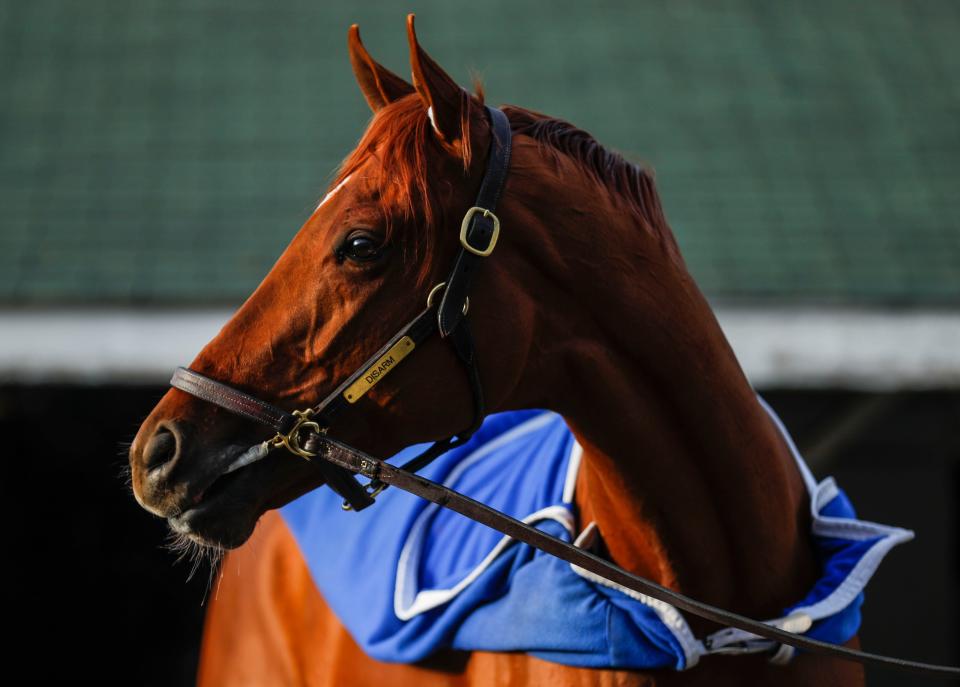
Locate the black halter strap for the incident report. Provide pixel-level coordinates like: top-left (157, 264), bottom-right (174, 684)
top-left (170, 104), bottom-right (513, 511)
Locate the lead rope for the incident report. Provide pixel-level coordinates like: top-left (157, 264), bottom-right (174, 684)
top-left (308, 432), bottom-right (960, 680)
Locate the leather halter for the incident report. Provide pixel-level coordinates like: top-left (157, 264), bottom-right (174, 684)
top-left (168, 105), bottom-right (959, 679)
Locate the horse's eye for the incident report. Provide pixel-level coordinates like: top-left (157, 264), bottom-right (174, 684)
top-left (338, 231), bottom-right (383, 263)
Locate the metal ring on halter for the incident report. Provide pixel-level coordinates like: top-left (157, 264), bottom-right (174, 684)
top-left (341, 480), bottom-right (388, 511)
top-left (268, 409), bottom-right (324, 459)
top-left (427, 281), bottom-right (469, 315)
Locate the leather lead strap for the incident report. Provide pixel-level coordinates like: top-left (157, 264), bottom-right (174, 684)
top-left (304, 432), bottom-right (960, 680)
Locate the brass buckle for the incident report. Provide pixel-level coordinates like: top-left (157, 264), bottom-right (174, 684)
top-left (269, 408), bottom-right (324, 459)
top-left (426, 281), bottom-right (469, 315)
top-left (459, 206), bottom-right (500, 257)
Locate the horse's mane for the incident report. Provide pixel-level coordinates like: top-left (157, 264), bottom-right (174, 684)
top-left (326, 77), bottom-right (680, 288)
top-left (497, 103), bottom-right (675, 254)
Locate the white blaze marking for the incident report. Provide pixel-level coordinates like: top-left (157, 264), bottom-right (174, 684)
top-left (316, 173), bottom-right (352, 211)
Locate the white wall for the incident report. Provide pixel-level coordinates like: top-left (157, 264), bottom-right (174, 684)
top-left (1, 308), bottom-right (958, 388)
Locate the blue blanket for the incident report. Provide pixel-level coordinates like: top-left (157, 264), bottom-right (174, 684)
top-left (278, 395), bottom-right (913, 670)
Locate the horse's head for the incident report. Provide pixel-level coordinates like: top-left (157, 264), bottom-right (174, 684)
top-left (128, 16), bottom-right (533, 550)
top-left (128, 15), bottom-right (677, 552)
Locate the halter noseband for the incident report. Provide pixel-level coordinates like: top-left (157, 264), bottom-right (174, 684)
top-left (170, 104), bottom-right (513, 511)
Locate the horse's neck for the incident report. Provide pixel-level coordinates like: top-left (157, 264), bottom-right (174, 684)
top-left (528, 221), bottom-right (818, 630)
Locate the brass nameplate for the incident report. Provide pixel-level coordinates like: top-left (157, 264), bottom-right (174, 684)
top-left (343, 336), bottom-right (415, 404)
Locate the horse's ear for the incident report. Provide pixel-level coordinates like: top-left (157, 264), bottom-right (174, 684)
top-left (348, 24), bottom-right (415, 113)
top-left (406, 13), bottom-right (470, 149)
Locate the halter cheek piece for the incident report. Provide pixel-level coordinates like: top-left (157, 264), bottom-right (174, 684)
top-left (167, 105), bottom-right (959, 679)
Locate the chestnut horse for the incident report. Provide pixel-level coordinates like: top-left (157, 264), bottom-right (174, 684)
top-left (128, 15), bottom-right (864, 686)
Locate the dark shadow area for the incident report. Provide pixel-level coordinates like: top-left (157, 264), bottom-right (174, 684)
top-left (2, 386), bottom-right (208, 686)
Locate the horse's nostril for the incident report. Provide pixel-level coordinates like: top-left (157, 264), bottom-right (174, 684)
top-left (144, 427), bottom-right (178, 472)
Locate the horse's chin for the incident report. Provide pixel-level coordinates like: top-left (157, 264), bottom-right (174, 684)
top-left (168, 513), bottom-right (258, 550)
top-left (166, 461), bottom-right (264, 549)
top-left (164, 444), bottom-right (329, 550)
